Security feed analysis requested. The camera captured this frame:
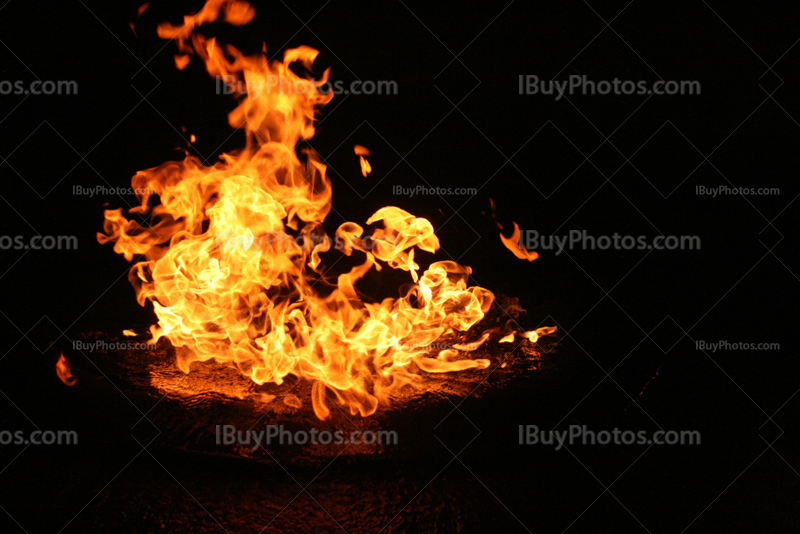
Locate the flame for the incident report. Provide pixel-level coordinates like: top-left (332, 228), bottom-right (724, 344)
top-left (56, 353), bottom-right (77, 386)
top-left (354, 145), bottom-right (372, 177)
top-left (99, 0), bottom-right (554, 419)
top-left (500, 221), bottom-right (538, 261)
top-left (489, 199), bottom-right (538, 261)
top-left (521, 326), bottom-right (557, 343)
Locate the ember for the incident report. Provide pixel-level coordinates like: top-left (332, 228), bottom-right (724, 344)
top-left (55, 353), bottom-right (77, 386)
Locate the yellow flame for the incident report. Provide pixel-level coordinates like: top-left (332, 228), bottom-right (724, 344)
top-left (498, 333), bottom-right (514, 343)
top-left (354, 145), bottom-right (372, 177)
top-left (99, 0), bottom-right (554, 419)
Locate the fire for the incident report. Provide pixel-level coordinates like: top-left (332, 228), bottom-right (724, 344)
top-left (98, 0), bottom-right (554, 419)
top-left (56, 353), bottom-right (77, 386)
top-left (354, 145), bottom-right (372, 177)
top-left (490, 199), bottom-right (538, 261)
top-left (499, 221), bottom-right (538, 261)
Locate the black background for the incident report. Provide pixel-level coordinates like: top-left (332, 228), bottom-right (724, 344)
top-left (0, 1), bottom-right (798, 532)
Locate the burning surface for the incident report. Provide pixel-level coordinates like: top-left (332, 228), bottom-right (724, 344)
top-left (98, 0), bottom-right (554, 420)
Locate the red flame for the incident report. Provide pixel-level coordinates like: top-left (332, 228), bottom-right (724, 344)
top-left (56, 353), bottom-right (77, 386)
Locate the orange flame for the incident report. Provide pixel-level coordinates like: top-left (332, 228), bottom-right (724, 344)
top-left (489, 199), bottom-right (538, 261)
top-left (56, 353), bottom-right (77, 386)
top-left (500, 221), bottom-right (538, 261)
top-left (498, 333), bottom-right (515, 343)
top-left (354, 145), bottom-right (372, 177)
top-left (521, 327), bottom-right (557, 342)
top-left (99, 0), bottom-right (554, 419)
